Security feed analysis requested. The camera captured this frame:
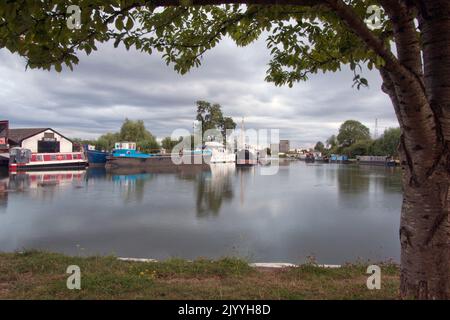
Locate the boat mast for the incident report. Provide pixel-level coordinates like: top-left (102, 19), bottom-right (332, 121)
top-left (240, 117), bottom-right (245, 150)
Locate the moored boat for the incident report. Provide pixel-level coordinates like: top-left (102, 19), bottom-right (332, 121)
top-left (236, 148), bottom-right (257, 166)
top-left (305, 153), bottom-right (315, 163)
top-left (84, 145), bottom-right (109, 166)
top-left (356, 155), bottom-right (399, 167)
top-left (9, 147), bottom-right (87, 172)
top-left (105, 142), bottom-right (210, 170)
top-left (204, 141), bottom-right (235, 163)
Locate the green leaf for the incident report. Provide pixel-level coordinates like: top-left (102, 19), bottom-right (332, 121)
top-left (115, 16), bottom-right (124, 31)
top-left (126, 17), bottom-right (134, 30)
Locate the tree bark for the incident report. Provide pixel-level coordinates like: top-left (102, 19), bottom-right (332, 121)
top-left (380, 0), bottom-right (450, 299)
top-left (398, 146), bottom-right (450, 299)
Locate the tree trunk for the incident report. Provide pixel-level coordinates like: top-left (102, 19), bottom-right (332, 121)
top-left (378, 0), bottom-right (450, 299)
top-left (398, 143), bottom-right (450, 299)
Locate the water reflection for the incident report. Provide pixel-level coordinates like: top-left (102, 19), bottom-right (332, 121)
top-left (336, 165), bottom-right (370, 194)
top-left (0, 173), bottom-right (7, 211)
top-left (196, 164), bottom-right (234, 217)
top-left (0, 162), bottom-right (403, 263)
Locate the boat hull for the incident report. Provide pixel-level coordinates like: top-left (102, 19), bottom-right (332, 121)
top-left (9, 161), bottom-right (87, 172)
top-left (236, 149), bottom-right (257, 166)
top-left (86, 150), bottom-right (109, 166)
top-left (210, 154), bottom-right (236, 163)
top-left (105, 154), bottom-right (211, 170)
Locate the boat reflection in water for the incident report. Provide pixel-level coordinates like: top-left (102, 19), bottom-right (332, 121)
top-left (0, 172), bottom-right (7, 210)
top-left (196, 163), bottom-right (235, 217)
top-left (86, 164), bottom-right (215, 204)
top-left (8, 170), bottom-right (85, 190)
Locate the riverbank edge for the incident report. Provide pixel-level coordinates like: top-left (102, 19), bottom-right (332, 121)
top-left (0, 251), bottom-right (400, 299)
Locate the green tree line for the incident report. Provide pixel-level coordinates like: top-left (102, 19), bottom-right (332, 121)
top-left (315, 120), bottom-right (401, 159)
top-left (74, 119), bottom-right (160, 153)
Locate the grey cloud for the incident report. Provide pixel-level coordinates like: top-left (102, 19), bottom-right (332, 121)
top-left (0, 36), bottom-right (398, 147)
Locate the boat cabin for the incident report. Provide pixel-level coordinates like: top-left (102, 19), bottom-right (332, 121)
top-left (114, 142), bottom-right (136, 151)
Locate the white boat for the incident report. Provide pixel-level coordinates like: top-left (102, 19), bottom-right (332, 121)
top-left (204, 141), bottom-right (235, 163)
top-left (235, 117), bottom-right (257, 166)
top-left (236, 146), bottom-right (257, 166)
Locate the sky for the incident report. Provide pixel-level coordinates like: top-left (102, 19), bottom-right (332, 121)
top-left (0, 36), bottom-right (399, 148)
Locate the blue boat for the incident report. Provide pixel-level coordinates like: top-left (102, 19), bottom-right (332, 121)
top-left (330, 154), bottom-right (349, 163)
top-left (111, 142), bottom-right (156, 159)
top-left (84, 145), bottom-right (109, 166)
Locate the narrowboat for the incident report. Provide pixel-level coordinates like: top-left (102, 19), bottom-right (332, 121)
top-left (356, 155), bottom-right (399, 167)
top-left (9, 147), bottom-right (87, 172)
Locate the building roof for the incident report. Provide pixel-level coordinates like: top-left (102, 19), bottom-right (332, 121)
top-left (8, 128), bottom-right (72, 145)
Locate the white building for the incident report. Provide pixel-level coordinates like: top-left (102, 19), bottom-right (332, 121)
top-left (8, 128), bottom-right (74, 153)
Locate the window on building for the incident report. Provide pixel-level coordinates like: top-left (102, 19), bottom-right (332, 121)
top-left (38, 141), bottom-right (60, 153)
top-left (43, 132), bottom-right (56, 141)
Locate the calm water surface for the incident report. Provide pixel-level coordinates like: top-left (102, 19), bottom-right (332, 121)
top-left (0, 161), bottom-right (402, 264)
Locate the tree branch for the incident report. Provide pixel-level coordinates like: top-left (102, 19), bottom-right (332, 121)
top-left (149, 0), bottom-right (322, 6)
top-left (379, 0), bottom-right (424, 81)
top-left (324, 1), bottom-right (397, 70)
top-left (325, 0), bottom-right (428, 103)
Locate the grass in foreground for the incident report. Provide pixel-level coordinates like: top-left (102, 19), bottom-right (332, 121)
top-left (0, 251), bottom-right (400, 299)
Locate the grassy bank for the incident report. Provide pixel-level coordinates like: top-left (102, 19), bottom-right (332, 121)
top-left (0, 251), bottom-right (399, 299)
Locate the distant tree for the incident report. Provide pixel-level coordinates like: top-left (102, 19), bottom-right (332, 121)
top-left (71, 138), bottom-right (96, 147)
top-left (196, 101), bottom-right (236, 141)
top-left (119, 119), bottom-right (149, 141)
top-left (326, 135), bottom-right (338, 149)
top-left (161, 136), bottom-right (183, 153)
top-left (222, 116), bottom-right (237, 139)
top-left (337, 120), bottom-right (371, 147)
top-left (342, 140), bottom-right (372, 158)
top-left (117, 119), bottom-right (160, 153)
top-left (370, 127), bottom-right (401, 157)
top-left (314, 141), bottom-right (325, 153)
top-left (96, 132), bottom-right (120, 151)
top-left (93, 119), bottom-right (159, 152)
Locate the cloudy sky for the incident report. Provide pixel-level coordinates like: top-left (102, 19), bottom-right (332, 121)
top-left (0, 36), bottom-right (399, 148)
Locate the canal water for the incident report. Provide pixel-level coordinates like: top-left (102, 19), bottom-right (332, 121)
top-left (0, 161), bottom-right (402, 264)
